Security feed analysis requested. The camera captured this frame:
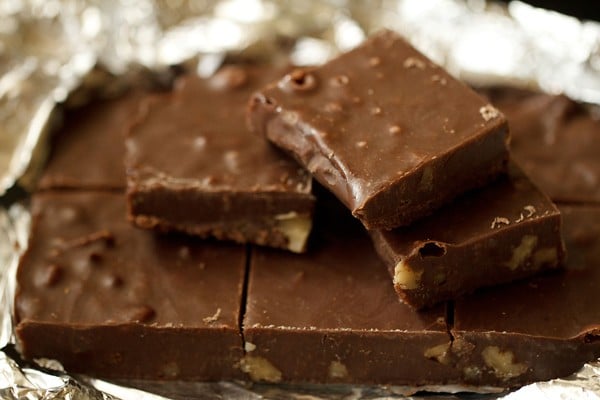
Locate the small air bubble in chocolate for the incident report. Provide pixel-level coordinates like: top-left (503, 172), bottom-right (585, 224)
top-left (431, 74), bottom-right (447, 85)
top-left (403, 57), bottom-right (426, 69)
top-left (279, 70), bottom-right (317, 93)
top-left (418, 242), bottom-right (447, 258)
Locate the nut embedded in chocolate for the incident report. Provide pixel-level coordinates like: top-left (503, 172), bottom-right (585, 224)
top-left (370, 163), bottom-right (565, 309)
top-left (450, 205), bottom-right (600, 387)
top-left (125, 65), bottom-right (315, 252)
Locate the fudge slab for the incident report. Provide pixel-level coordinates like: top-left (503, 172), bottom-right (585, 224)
top-left (451, 205), bottom-right (600, 387)
top-left (242, 205), bottom-right (457, 385)
top-left (38, 91), bottom-right (144, 190)
top-left (370, 163), bottom-right (565, 309)
top-left (483, 88), bottom-right (600, 204)
top-left (248, 30), bottom-right (509, 230)
top-left (15, 191), bottom-right (246, 380)
top-left (126, 65), bottom-right (314, 252)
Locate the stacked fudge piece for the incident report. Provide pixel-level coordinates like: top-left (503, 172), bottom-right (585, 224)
top-left (246, 30), bottom-right (564, 309)
top-left (13, 30), bottom-right (600, 389)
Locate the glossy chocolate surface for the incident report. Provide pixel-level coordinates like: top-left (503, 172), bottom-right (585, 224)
top-left (38, 92), bottom-right (144, 190)
top-left (451, 205), bottom-right (600, 386)
top-left (370, 163), bottom-right (564, 309)
top-left (483, 88), bottom-right (600, 204)
top-left (126, 65), bottom-right (315, 251)
top-left (15, 191), bottom-right (246, 380)
top-left (248, 30), bottom-right (509, 229)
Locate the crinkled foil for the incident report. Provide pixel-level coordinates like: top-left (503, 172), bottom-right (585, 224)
top-left (1, 0), bottom-right (600, 398)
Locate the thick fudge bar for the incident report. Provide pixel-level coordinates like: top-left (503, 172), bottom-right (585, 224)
top-left (370, 163), bottom-right (565, 309)
top-left (126, 65), bottom-right (315, 252)
top-left (242, 202), bottom-right (599, 387)
top-left (15, 192), bottom-right (246, 380)
top-left (483, 88), bottom-right (600, 204)
top-left (38, 91), bottom-right (144, 190)
top-left (242, 206), bottom-right (457, 385)
top-left (451, 205), bottom-right (600, 387)
top-left (248, 30), bottom-right (509, 230)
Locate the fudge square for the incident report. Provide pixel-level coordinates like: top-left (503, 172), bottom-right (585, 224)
top-left (125, 65), bottom-right (315, 253)
top-left (248, 29), bottom-right (509, 230)
top-left (15, 191), bottom-right (246, 380)
top-left (451, 205), bottom-right (600, 387)
top-left (38, 91), bottom-right (144, 191)
top-left (242, 204), bottom-right (458, 386)
top-left (483, 88), bottom-right (600, 204)
top-left (370, 162), bottom-right (565, 309)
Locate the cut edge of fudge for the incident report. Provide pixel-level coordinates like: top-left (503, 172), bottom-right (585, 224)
top-left (448, 204), bottom-right (600, 387)
top-left (124, 66), bottom-right (316, 253)
top-left (370, 162), bottom-right (565, 309)
top-left (126, 186), bottom-right (315, 253)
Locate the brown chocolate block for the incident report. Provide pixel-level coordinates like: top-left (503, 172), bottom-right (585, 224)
top-left (370, 163), bottom-right (565, 309)
top-left (38, 91), bottom-right (144, 190)
top-left (242, 200), bottom-right (599, 388)
top-left (126, 65), bottom-right (315, 252)
top-left (248, 30), bottom-right (509, 230)
top-left (242, 206), bottom-right (457, 385)
top-left (15, 191), bottom-right (246, 380)
top-left (482, 88), bottom-right (600, 204)
top-left (451, 205), bottom-right (600, 387)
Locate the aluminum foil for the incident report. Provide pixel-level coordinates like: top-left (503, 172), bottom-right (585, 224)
top-left (1, 0), bottom-right (600, 398)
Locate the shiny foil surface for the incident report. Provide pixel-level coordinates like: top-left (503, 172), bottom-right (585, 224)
top-left (0, 0), bottom-right (599, 398)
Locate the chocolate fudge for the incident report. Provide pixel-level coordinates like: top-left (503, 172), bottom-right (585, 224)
top-left (126, 65), bottom-right (315, 252)
top-left (242, 204), bottom-right (457, 385)
top-left (370, 163), bottom-right (565, 309)
top-left (38, 92), bottom-right (144, 190)
top-left (450, 205), bottom-right (600, 387)
top-left (248, 30), bottom-right (509, 230)
top-left (483, 88), bottom-right (600, 204)
top-left (15, 191), bottom-right (246, 380)
top-left (242, 201), bottom-right (600, 387)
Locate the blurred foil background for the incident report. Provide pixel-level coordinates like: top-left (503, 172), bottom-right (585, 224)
top-left (0, 0), bottom-right (599, 398)
top-left (1, 0), bottom-right (600, 196)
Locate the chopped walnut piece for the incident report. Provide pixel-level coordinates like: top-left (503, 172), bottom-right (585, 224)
top-left (240, 356), bottom-right (282, 382)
